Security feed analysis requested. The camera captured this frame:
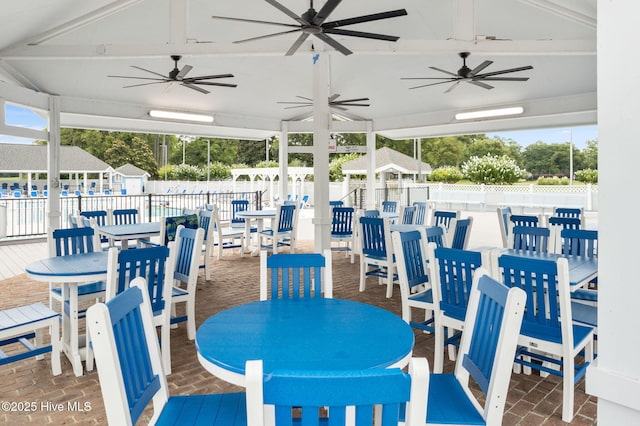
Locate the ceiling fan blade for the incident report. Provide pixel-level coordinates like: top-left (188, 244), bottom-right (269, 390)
top-left (323, 28), bottom-right (399, 42)
top-left (285, 32), bottom-right (311, 56)
top-left (401, 77), bottom-right (457, 80)
top-left (296, 95), bottom-right (313, 101)
top-left (328, 93), bottom-right (341, 102)
top-left (234, 28), bottom-right (302, 44)
top-left (314, 32), bottom-right (352, 55)
top-left (445, 81), bottom-right (463, 93)
top-left (184, 74), bottom-right (234, 81)
top-left (478, 76), bottom-right (530, 81)
top-left (323, 9), bottom-right (407, 28)
top-left (313, 0), bottom-right (342, 25)
top-left (408, 80), bottom-right (457, 90)
top-left (469, 80), bottom-right (494, 90)
top-left (190, 81), bottom-right (238, 88)
top-left (277, 101), bottom-right (312, 105)
top-left (475, 65), bottom-right (533, 78)
top-left (130, 65), bottom-right (169, 79)
top-left (176, 65), bottom-right (193, 80)
top-left (468, 60), bottom-right (493, 76)
top-left (331, 105), bottom-right (349, 111)
top-left (211, 15), bottom-right (299, 28)
top-left (122, 81), bottom-right (169, 88)
top-left (283, 104), bottom-right (312, 109)
top-left (332, 97), bottom-right (370, 104)
top-left (265, 0), bottom-right (309, 25)
top-left (181, 83), bottom-right (210, 94)
top-left (334, 103), bottom-right (370, 107)
top-left (108, 75), bottom-right (167, 81)
top-left (429, 66), bottom-right (459, 77)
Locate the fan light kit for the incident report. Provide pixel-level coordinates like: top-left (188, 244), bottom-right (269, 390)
top-left (455, 107), bottom-right (524, 121)
top-left (149, 110), bottom-right (214, 123)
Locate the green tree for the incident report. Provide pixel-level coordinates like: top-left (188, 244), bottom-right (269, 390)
top-left (329, 153), bottom-right (361, 182)
top-left (429, 166), bottom-right (463, 183)
top-left (582, 139), bottom-right (598, 170)
top-left (421, 136), bottom-right (466, 168)
top-left (465, 137), bottom-right (509, 160)
top-left (131, 136), bottom-right (159, 178)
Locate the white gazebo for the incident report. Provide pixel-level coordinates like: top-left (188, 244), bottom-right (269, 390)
top-left (231, 166), bottom-right (313, 204)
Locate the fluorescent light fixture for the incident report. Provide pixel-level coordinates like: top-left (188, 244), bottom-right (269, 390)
top-left (149, 110), bottom-right (214, 123)
top-left (455, 106), bottom-right (524, 121)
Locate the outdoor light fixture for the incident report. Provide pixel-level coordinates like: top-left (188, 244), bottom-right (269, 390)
top-left (455, 106), bottom-right (524, 121)
top-left (149, 110), bottom-right (214, 123)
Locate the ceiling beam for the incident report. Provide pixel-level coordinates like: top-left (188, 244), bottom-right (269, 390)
top-left (169, 0), bottom-right (188, 45)
top-left (0, 38), bottom-right (596, 60)
top-left (454, 0), bottom-right (475, 41)
top-left (0, 61), bottom-right (41, 91)
top-left (518, 0), bottom-right (596, 29)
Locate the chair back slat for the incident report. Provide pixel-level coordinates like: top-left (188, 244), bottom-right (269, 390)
top-left (401, 205), bottom-right (416, 224)
top-left (425, 225), bottom-right (445, 247)
top-left (510, 225), bottom-right (550, 252)
top-left (331, 207), bottom-right (354, 237)
top-left (450, 217), bottom-right (473, 249)
top-left (112, 209), bottom-right (139, 225)
top-left (382, 200), bottom-right (397, 213)
top-left (198, 209), bottom-right (212, 243)
top-left (413, 202), bottom-right (427, 225)
top-left (276, 204), bottom-right (296, 233)
top-left (498, 255), bottom-right (561, 338)
top-left (561, 228), bottom-right (598, 257)
top-left (80, 210), bottom-right (109, 226)
top-left (174, 226), bottom-right (200, 282)
top-left (432, 210), bottom-right (458, 231)
top-left (397, 230), bottom-right (429, 291)
top-left (363, 209), bottom-right (380, 218)
top-left (554, 207), bottom-right (583, 219)
top-left (435, 247), bottom-right (483, 322)
top-left (51, 227), bottom-right (97, 256)
top-left (230, 199), bottom-right (249, 225)
top-left (114, 246), bottom-right (170, 313)
top-left (360, 217), bottom-right (388, 258)
top-left (265, 253), bottom-right (327, 299)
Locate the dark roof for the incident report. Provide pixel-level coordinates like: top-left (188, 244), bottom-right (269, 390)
top-left (114, 164), bottom-right (150, 177)
top-left (341, 147), bottom-right (432, 175)
top-left (0, 144), bottom-right (112, 173)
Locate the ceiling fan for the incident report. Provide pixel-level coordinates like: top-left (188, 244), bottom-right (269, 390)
top-left (402, 52), bottom-right (533, 93)
top-left (211, 0), bottom-right (407, 56)
top-left (278, 94), bottom-right (370, 110)
top-left (107, 55), bottom-right (237, 94)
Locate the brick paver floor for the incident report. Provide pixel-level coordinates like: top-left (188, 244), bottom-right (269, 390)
top-left (0, 241), bottom-right (596, 425)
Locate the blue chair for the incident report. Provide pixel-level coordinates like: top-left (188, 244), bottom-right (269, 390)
top-left (509, 225), bottom-right (550, 253)
top-left (359, 216), bottom-right (395, 298)
top-left (413, 201), bottom-right (428, 225)
top-left (549, 216), bottom-right (581, 253)
top-left (400, 205), bottom-right (417, 224)
top-left (448, 217), bottom-right (473, 249)
top-left (419, 269), bottom-right (526, 425)
top-left (197, 208), bottom-right (214, 280)
top-left (330, 206), bottom-right (355, 262)
top-left (554, 207), bottom-right (584, 219)
top-left (105, 244), bottom-right (177, 374)
top-left (391, 229), bottom-right (436, 335)
top-left (48, 227), bottom-right (104, 310)
top-left (230, 199), bottom-right (254, 230)
top-left (329, 200), bottom-right (344, 208)
top-left (363, 209), bottom-right (380, 217)
top-left (427, 243), bottom-right (483, 373)
top-left (495, 254), bottom-right (594, 422)
top-left (259, 204), bottom-right (297, 254)
top-left (111, 208), bottom-right (138, 225)
top-left (259, 249), bottom-right (332, 300)
top-left (425, 225), bottom-right (446, 247)
top-left (80, 210), bottom-right (109, 244)
top-left (560, 228), bottom-right (599, 321)
top-left (382, 200), bottom-right (397, 213)
top-left (246, 357), bottom-right (428, 426)
top-left (431, 209), bottom-right (459, 231)
top-left (299, 194), bottom-right (310, 209)
top-left (87, 282), bottom-right (247, 425)
top-left (171, 226), bottom-right (205, 340)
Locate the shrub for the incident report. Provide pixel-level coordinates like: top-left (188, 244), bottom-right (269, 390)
top-left (461, 155), bottom-right (526, 184)
top-left (536, 176), bottom-right (569, 185)
top-left (575, 168), bottom-right (598, 184)
top-left (171, 163), bottom-right (202, 181)
top-left (429, 166), bottom-right (463, 183)
top-left (206, 161), bottom-right (232, 180)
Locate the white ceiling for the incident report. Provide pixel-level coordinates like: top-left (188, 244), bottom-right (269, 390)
top-left (0, 0), bottom-right (597, 140)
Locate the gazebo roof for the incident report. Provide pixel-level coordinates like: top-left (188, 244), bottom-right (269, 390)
top-left (114, 163), bottom-right (150, 177)
top-left (341, 147), bottom-right (432, 175)
top-left (0, 143), bottom-right (112, 173)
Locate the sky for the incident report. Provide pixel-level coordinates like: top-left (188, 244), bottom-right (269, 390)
top-left (1, 103), bottom-right (598, 149)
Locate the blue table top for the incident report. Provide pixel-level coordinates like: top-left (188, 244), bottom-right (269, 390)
top-left (25, 251), bottom-right (109, 279)
top-left (98, 222), bottom-right (160, 238)
top-left (196, 298), bottom-right (414, 380)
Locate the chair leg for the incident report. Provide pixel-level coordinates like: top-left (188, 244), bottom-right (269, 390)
top-left (50, 319), bottom-right (62, 376)
top-left (186, 300), bottom-right (196, 341)
top-left (434, 319), bottom-right (445, 374)
top-left (359, 260), bottom-right (367, 292)
top-left (562, 354), bottom-right (575, 422)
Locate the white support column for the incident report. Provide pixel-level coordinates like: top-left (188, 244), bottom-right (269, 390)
top-left (312, 53), bottom-right (331, 252)
top-left (585, 1), bottom-right (640, 424)
top-left (366, 122), bottom-right (376, 209)
top-left (279, 122), bottom-right (289, 204)
top-left (47, 96), bottom-right (62, 230)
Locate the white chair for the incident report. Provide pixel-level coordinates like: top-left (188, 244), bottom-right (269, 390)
top-left (211, 205), bottom-right (245, 259)
top-left (258, 203), bottom-right (298, 254)
top-left (245, 357), bottom-right (428, 426)
top-left (171, 225), bottom-right (205, 340)
top-left (87, 280), bottom-right (247, 426)
top-left (359, 216), bottom-right (396, 298)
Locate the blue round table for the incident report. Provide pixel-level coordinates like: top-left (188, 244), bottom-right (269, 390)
top-left (196, 298), bottom-right (414, 386)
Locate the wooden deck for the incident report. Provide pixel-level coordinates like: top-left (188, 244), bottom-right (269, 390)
top-left (0, 239), bottom-right (48, 281)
